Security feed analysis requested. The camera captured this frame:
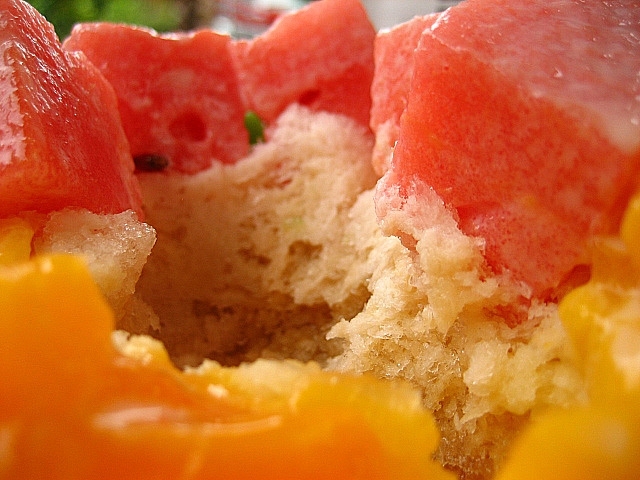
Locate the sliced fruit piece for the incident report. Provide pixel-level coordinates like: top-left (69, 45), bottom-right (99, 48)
top-left (64, 24), bottom-right (249, 174)
top-left (0, 0), bottom-right (142, 217)
top-left (0, 217), bottom-right (32, 265)
top-left (378, 0), bottom-right (640, 298)
top-left (231, 0), bottom-right (376, 128)
top-left (370, 14), bottom-right (439, 175)
top-left (495, 404), bottom-right (640, 480)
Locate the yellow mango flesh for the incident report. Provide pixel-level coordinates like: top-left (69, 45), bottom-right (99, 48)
top-left (496, 194), bottom-right (640, 480)
top-left (0, 218), bottom-right (32, 265)
top-left (0, 221), bottom-right (452, 480)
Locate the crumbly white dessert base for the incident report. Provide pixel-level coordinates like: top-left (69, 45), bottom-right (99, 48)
top-left (33, 208), bottom-right (157, 327)
top-left (134, 105), bottom-right (379, 366)
top-left (331, 174), bottom-right (586, 477)
top-left (40, 106), bottom-right (588, 480)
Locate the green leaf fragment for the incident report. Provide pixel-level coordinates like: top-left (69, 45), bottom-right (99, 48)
top-left (244, 111), bottom-right (265, 146)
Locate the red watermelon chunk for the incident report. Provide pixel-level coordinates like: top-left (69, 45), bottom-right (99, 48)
top-left (231, 0), bottom-right (376, 128)
top-left (65, 0), bottom-right (376, 174)
top-left (370, 13), bottom-right (439, 176)
top-left (64, 25), bottom-right (249, 174)
top-left (377, 0), bottom-right (640, 299)
top-left (0, 0), bottom-right (142, 218)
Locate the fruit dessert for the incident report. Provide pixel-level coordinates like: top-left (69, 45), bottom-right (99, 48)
top-left (1, 0), bottom-right (640, 479)
top-left (62, 0), bottom-right (379, 368)
top-left (0, 1), bottom-right (448, 478)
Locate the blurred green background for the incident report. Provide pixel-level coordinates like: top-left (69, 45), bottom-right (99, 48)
top-left (26, 0), bottom-right (216, 38)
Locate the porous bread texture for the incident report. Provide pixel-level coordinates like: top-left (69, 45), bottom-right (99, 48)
top-left (134, 105), bottom-right (379, 367)
top-left (32, 208), bottom-right (157, 327)
top-left (327, 173), bottom-right (586, 478)
top-left (126, 104), bottom-right (586, 479)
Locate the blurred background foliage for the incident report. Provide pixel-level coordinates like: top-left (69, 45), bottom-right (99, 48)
top-left (26, 0), bottom-right (218, 38)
